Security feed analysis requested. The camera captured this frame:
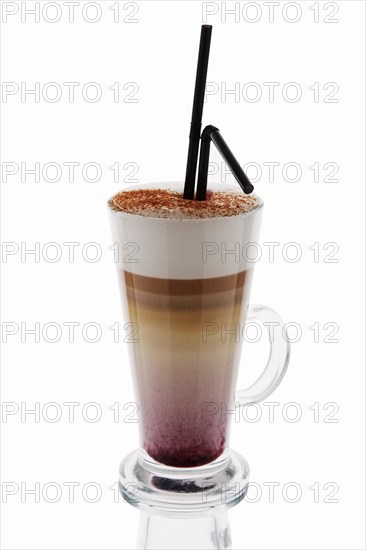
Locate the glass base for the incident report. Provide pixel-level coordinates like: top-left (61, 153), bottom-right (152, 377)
top-left (119, 449), bottom-right (250, 517)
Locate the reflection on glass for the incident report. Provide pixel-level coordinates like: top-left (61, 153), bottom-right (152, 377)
top-left (136, 510), bottom-right (232, 550)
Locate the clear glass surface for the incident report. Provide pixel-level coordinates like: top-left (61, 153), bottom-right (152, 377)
top-left (137, 510), bottom-right (232, 549)
top-left (108, 182), bottom-right (290, 512)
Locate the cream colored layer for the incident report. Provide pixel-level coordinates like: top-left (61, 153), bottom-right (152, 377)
top-left (108, 183), bottom-right (263, 279)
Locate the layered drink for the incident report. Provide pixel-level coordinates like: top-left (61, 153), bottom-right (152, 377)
top-left (108, 183), bottom-right (263, 468)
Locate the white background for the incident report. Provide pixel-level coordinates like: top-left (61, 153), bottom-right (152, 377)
top-left (1, 1), bottom-right (365, 549)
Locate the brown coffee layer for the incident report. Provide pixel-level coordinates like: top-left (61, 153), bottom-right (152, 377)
top-left (124, 270), bottom-right (247, 294)
top-left (123, 269), bottom-right (252, 310)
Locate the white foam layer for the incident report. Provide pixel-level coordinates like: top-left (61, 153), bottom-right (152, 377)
top-left (108, 182), bottom-right (263, 279)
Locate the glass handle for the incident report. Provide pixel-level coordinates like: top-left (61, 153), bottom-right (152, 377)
top-left (236, 304), bottom-right (290, 406)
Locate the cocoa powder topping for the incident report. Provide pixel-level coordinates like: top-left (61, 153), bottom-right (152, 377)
top-left (108, 188), bottom-right (261, 219)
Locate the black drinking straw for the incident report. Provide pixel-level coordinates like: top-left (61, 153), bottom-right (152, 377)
top-left (196, 127), bottom-right (213, 201)
top-left (196, 125), bottom-right (254, 201)
top-left (183, 25), bottom-right (212, 199)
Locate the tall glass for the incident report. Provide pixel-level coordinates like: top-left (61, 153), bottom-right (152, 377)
top-left (108, 182), bottom-right (290, 514)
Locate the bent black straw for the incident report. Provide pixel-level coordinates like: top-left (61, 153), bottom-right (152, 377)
top-left (196, 127), bottom-right (213, 201)
top-left (196, 125), bottom-right (254, 201)
top-left (183, 25), bottom-right (212, 200)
